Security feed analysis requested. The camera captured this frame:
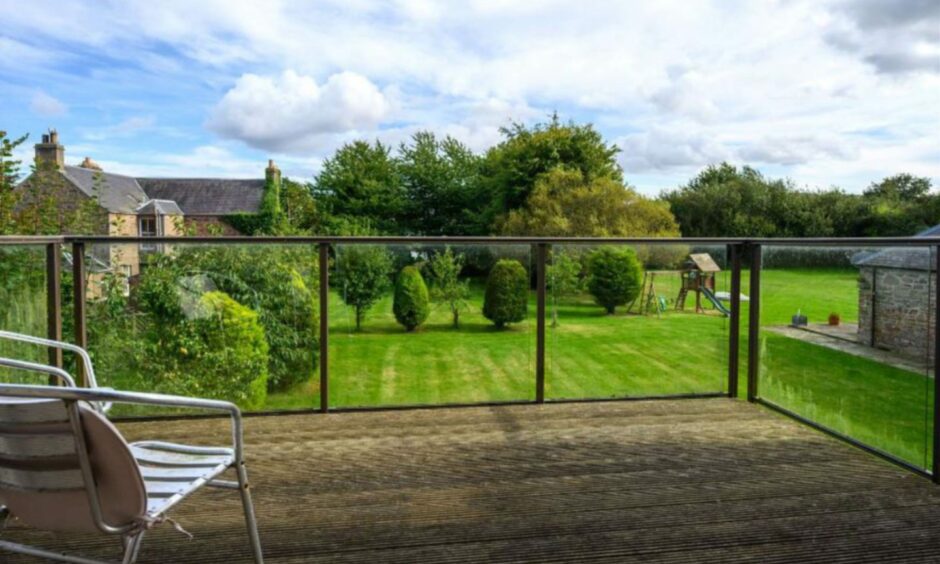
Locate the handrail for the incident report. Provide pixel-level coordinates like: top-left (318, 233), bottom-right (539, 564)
top-left (0, 235), bottom-right (937, 246)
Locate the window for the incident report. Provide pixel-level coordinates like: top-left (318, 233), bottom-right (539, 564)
top-left (139, 217), bottom-right (157, 237)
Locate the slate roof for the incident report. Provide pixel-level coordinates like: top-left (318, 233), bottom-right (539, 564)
top-left (851, 224), bottom-right (939, 272)
top-left (137, 178), bottom-right (264, 215)
top-left (60, 166), bottom-right (149, 213)
top-left (136, 199), bottom-right (184, 215)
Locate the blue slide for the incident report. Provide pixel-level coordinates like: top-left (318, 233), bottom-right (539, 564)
top-left (701, 287), bottom-right (731, 317)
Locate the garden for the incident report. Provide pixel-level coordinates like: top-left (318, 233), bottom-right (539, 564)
top-left (0, 243), bottom-right (934, 471)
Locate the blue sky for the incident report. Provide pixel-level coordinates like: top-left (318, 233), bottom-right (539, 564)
top-left (1, 0), bottom-right (938, 195)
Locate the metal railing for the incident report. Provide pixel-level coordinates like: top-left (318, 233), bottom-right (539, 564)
top-left (1, 235), bottom-right (938, 483)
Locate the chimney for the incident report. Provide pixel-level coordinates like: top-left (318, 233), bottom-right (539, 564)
top-left (265, 159), bottom-right (281, 186)
top-left (35, 128), bottom-right (65, 169)
top-left (79, 156), bottom-right (102, 171)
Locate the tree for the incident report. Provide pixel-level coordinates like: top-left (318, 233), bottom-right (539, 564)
top-left (393, 265), bottom-right (430, 331)
top-left (315, 140), bottom-right (404, 233)
top-left (427, 246), bottom-right (470, 328)
top-left (398, 131), bottom-right (487, 235)
top-left (280, 178), bottom-right (324, 234)
top-left (334, 245), bottom-right (393, 330)
top-left (0, 131), bottom-right (27, 235)
top-left (499, 168), bottom-right (679, 237)
top-left (483, 259), bottom-right (528, 328)
top-left (547, 250), bottom-right (582, 327)
top-left (481, 114), bottom-right (622, 215)
top-left (586, 247), bottom-right (643, 314)
top-left (857, 174), bottom-right (938, 236)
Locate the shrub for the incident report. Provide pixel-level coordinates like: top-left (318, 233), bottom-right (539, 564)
top-left (393, 266), bottom-right (430, 331)
top-left (182, 291), bottom-right (269, 409)
top-left (587, 246), bottom-right (643, 314)
top-left (483, 259), bottom-right (528, 328)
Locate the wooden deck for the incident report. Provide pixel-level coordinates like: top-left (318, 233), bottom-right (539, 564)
top-left (6, 398), bottom-right (940, 563)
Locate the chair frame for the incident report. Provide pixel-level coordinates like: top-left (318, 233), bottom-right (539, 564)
top-left (0, 334), bottom-right (263, 564)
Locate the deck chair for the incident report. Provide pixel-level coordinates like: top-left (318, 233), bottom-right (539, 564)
top-left (0, 332), bottom-right (264, 564)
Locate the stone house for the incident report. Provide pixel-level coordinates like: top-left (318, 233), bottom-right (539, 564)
top-left (853, 225), bottom-right (938, 365)
top-left (17, 130), bottom-right (279, 279)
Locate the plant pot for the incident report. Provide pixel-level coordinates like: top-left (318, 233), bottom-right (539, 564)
top-left (828, 313), bottom-right (840, 326)
top-left (791, 314), bottom-right (808, 327)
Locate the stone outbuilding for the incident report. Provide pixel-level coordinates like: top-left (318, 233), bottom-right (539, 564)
top-left (852, 225), bottom-right (938, 365)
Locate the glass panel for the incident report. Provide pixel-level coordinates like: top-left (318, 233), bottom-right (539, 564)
top-left (330, 243), bottom-right (534, 407)
top-left (757, 245), bottom-right (933, 471)
top-left (83, 242), bottom-right (320, 415)
top-left (0, 245), bottom-right (49, 380)
top-left (547, 243), bottom-right (729, 399)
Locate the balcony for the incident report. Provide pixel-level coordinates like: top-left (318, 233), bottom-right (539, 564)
top-left (1, 235), bottom-right (938, 562)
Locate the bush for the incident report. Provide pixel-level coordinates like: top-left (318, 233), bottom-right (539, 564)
top-left (483, 259), bottom-right (528, 328)
top-left (393, 266), bottom-right (430, 331)
top-left (587, 247), bottom-right (643, 314)
top-left (169, 291), bottom-right (269, 409)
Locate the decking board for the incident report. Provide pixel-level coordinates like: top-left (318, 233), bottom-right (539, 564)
top-left (4, 398), bottom-right (940, 563)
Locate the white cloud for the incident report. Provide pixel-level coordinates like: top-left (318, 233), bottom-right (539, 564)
top-left (617, 128), bottom-right (731, 173)
top-left (29, 90), bottom-right (67, 116)
top-left (207, 70), bottom-right (390, 153)
top-left (738, 135), bottom-right (859, 166)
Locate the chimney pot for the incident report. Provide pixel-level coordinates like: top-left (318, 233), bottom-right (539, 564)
top-left (35, 128), bottom-right (65, 169)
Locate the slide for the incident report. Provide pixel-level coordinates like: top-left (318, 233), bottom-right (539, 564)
top-left (701, 287), bottom-right (731, 317)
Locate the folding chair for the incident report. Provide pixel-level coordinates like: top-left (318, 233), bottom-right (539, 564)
top-left (0, 331), bottom-right (263, 563)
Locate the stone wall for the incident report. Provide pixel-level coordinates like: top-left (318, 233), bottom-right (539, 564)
top-left (858, 266), bottom-right (936, 365)
top-left (183, 216), bottom-right (244, 236)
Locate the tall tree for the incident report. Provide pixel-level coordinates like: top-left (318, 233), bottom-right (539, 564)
top-left (315, 140), bottom-right (404, 233)
top-left (481, 114), bottom-right (622, 215)
top-left (499, 168), bottom-right (679, 237)
top-left (398, 131), bottom-right (486, 235)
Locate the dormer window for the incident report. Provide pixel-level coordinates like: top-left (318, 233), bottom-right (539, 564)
top-left (139, 216), bottom-right (157, 237)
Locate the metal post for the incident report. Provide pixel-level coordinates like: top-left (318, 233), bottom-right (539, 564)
top-left (318, 243), bottom-right (329, 413)
top-left (747, 244), bottom-right (761, 402)
top-left (535, 243), bottom-right (547, 403)
top-left (727, 244), bottom-right (741, 398)
top-left (933, 245), bottom-right (939, 483)
top-left (71, 242), bottom-right (87, 386)
top-left (45, 243), bottom-right (62, 369)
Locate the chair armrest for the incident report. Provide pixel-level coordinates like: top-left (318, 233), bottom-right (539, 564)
top-left (0, 383), bottom-right (247, 463)
top-left (0, 331), bottom-right (100, 388)
top-left (0, 357), bottom-right (75, 386)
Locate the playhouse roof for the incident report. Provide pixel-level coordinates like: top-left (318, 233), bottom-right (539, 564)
top-left (688, 253), bottom-right (721, 272)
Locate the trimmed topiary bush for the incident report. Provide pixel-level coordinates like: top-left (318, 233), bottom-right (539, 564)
top-left (393, 265), bottom-right (430, 331)
top-left (483, 259), bottom-right (528, 328)
top-left (587, 246), bottom-right (643, 314)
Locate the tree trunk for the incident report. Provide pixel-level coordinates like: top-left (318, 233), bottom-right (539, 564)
top-left (453, 307), bottom-right (459, 329)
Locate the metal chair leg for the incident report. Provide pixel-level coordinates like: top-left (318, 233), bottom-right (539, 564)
top-left (236, 462), bottom-right (264, 563)
top-left (121, 532), bottom-right (144, 564)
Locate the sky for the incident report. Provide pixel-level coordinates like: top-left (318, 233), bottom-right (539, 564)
top-left (1, 0), bottom-right (938, 195)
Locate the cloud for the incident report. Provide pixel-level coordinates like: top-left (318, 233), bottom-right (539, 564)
top-left (824, 0), bottom-right (940, 74)
top-left (738, 135), bottom-right (859, 166)
top-left (617, 128), bottom-right (731, 173)
top-left (29, 90), bottom-right (67, 116)
top-left (207, 70), bottom-right (390, 153)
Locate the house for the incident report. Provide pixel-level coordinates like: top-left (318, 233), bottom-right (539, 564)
top-left (17, 130), bottom-right (280, 277)
top-left (852, 224), bottom-right (938, 364)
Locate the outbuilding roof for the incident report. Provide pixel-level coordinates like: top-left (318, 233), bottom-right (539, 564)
top-left (851, 224), bottom-right (939, 272)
